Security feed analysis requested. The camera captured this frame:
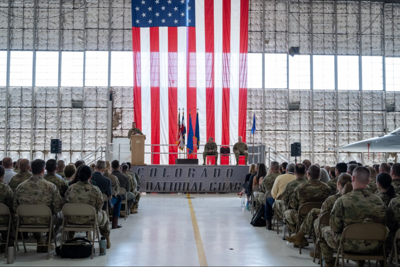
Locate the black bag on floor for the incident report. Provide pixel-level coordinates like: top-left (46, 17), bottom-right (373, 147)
top-left (250, 204), bottom-right (266, 227)
top-left (56, 237), bottom-right (94, 258)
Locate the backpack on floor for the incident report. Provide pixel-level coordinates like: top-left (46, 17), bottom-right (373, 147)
top-left (56, 237), bottom-right (94, 258)
top-left (250, 204), bottom-right (266, 227)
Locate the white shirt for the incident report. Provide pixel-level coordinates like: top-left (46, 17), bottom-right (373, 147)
top-left (3, 169), bottom-right (16, 184)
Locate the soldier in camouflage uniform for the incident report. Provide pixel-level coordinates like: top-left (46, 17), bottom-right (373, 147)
top-left (326, 163), bottom-right (347, 195)
top-left (8, 159), bottom-right (31, 192)
top-left (319, 167), bottom-right (387, 267)
top-left (375, 172), bottom-right (397, 206)
top-left (286, 173), bottom-right (353, 250)
top-left (104, 161), bottom-right (121, 195)
top-left (127, 122), bottom-right (144, 150)
top-left (122, 164), bottom-right (141, 214)
top-left (391, 163), bottom-right (400, 194)
top-left (387, 196), bottom-right (400, 253)
top-left (0, 166), bottom-right (14, 244)
top-left (202, 137), bottom-right (218, 165)
top-left (283, 165), bottom-right (331, 234)
top-left (273, 167), bottom-right (307, 220)
top-left (44, 159), bottom-right (69, 197)
top-left (233, 136), bottom-right (248, 165)
top-left (256, 162), bottom-right (280, 205)
top-left (64, 165), bottom-right (111, 249)
top-left (57, 160), bottom-right (66, 179)
top-left (13, 159), bottom-right (64, 251)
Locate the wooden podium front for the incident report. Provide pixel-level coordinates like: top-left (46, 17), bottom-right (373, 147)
top-left (130, 135), bottom-right (146, 165)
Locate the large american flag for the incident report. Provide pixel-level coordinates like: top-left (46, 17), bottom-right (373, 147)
top-left (132, 0), bottom-right (249, 165)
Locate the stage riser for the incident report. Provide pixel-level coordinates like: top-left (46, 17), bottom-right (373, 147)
top-left (131, 165), bottom-right (248, 193)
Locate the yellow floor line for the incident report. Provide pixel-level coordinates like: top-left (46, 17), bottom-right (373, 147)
top-left (187, 193), bottom-right (208, 267)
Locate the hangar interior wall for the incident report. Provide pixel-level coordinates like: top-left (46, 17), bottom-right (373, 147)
top-left (1, 0), bottom-right (400, 165)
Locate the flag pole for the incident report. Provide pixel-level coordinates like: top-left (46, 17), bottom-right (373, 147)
top-left (253, 131), bottom-right (255, 163)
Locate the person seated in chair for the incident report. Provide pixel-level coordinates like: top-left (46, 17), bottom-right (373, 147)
top-left (202, 137), bottom-right (218, 165)
top-left (233, 136), bottom-right (248, 165)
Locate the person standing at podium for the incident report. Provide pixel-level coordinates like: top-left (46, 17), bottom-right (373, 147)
top-left (203, 137), bottom-right (218, 165)
top-left (128, 122), bottom-right (144, 149)
top-left (233, 136), bottom-right (248, 165)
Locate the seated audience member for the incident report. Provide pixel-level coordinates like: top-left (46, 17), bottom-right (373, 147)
top-left (387, 195), bottom-right (400, 254)
top-left (122, 164), bottom-right (141, 214)
top-left (328, 167), bottom-right (335, 180)
top-left (273, 164), bottom-right (307, 222)
top-left (347, 164), bottom-right (358, 175)
top-left (319, 167), bottom-right (386, 267)
top-left (238, 163), bottom-right (256, 198)
top-left (44, 159), bottom-right (69, 197)
top-left (283, 165), bottom-right (331, 234)
top-left (256, 162), bottom-right (280, 205)
top-left (280, 162), bottom-right (288, 175)
top-left (64, 165), bottom-right (111, 248)
top-left (286, 173), bottom-right (353, 250)
top-left (375, 172), bottom-right (397, 206)
top-left (302, 160), bottom-right (312, 171)
top-left (74, 160), bottom-right (85, 169)
top-left (14, 159), bottom-right (64, 252)
top-left (367, 166), bottom-right (378, 193)
top-left (8, 159), bottom-right (31, 192)
top-left (104, 161), bottom-right (121, 197)
top-left (0, 166), bottom-right (13, 250)
top-left (91, 161), bottom-right (122, 229)
top-left (2, 157), bottom-right (16, 184)
top-left (380, 163), bottom-right (391, 174)
top-left (111, 160), bottom-right (135, 215)
top-left (252, 163), bottom-right (267, 193)
top-left (64, 164), bottom-right (76, 182)
top-left (57, 160), bottom-right (66, 179)
top-left (391, 163), bottom-right (400, 193)
top-left (13, 159), bottom-right (20, 174)
top-left (324, 165), bottom-right (330, 173)
top-left (327, 163), bottom-right (347, 195)
top-left (319, 167), bottom-right (330, 183)
top-left (265, 163), bottom-right (296, 229)
top-left (90, 163), bottom-right (96, 173)
top-left (246, 163), bottom-right (259, 207)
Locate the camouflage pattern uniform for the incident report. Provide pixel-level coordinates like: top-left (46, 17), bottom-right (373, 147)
top-left (233, 141), bottom-right (248, 164)
top-left (387, 196), bottom-right (400, 251)
top-left (393, 179), bottom-right (400, 194)
top-left (327, 178), bottom-right (338, 195)
top-left (203, 142), bottom-right (218, 164)
top-left (128, 127), bottom-right (144, 149)
top-left (319, 189), bottom-right (387, 262)
top-left (14, 175), bottom-right (64, 226)
top-left (44, 173), bottom-right (69, 197)
top-left (299, 193), bottom-right (341, 238)
top-left (57, 171), bottom-right (66, 179)
top-left (256, 172), bottom-right (280, 205)
top-left (273, 176), bottom-right (307, 220)
top-left (0, 182), bottom-right (13, 226)
top-left (283, 179), bottom-right (331, 233)
top-left (104, 170), bottom-right (120, 196)
top-left (375, 191), bottom-right (398, 206)
top-left (64, 181), bottom-right (110, 237)
top-left (124, 172), bottom-right (141, 206)
top-left (366, 177), bottom-right (378, 194)
top-left (8, 171), bottom-right (31, 192)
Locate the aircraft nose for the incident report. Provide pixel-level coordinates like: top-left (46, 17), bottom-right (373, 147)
top-left (340, 140), bottom-right (370, 152)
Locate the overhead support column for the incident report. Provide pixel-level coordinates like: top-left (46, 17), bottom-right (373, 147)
top-left (56, 0), bottom-right (62, 140)
top-left (310, 0), bottom-right (315, 163)
top-left (286, 0), bottom-right (290, 161)
top-left (81, 0), bottom-right (87, 158)
top-left (261, 0), bottom-right (266, 145)
top-left (4, 0), bottom-right (11, 157)
top-left (29, 0), bottom-right (38, 161)
top-left (334, 0), bottom-right (339, 163)
top-left (382, 2), bottom-right (387, 134)
top-left (106, 0), bottom-right (113, 161)
top-left (358, 0), bottom-right (364, 164)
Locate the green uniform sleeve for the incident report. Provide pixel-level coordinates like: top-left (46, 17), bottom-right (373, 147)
top-left (52, 188), bottom-right (65, 214)
top-left (330, 199), bottom-right (344, 234)
top-left (289, 187), bottom-right (299, 210)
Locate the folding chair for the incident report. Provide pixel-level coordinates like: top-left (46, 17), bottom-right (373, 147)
top-left (102, 194), bottom-right (109, 218)
top-left (272, 202), bottom-right (285, 235)
top-left (60, 203), bottom-right (100, 259)
top-left (389, 228), bottom-right (400, 267)
top-left (0, 204), bottom-right (15, 258)
top-left (334, 223), bottom-right (387, 267)
top-left (296, 202), bottom-right (323, 254)
top-left (15, 204), bottom-right (56, 260)
top-left (313, 212), bottom-right (331, 266)
top-left (119, 187), bottom-right (129, 220)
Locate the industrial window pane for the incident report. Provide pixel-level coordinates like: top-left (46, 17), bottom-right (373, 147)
top-left (61, 52), bottom-right (84, 87)
top-left (10, 51), bottom-right (33, 87)
top-left (36, 52), bottom-right (59, 87)
top-left (338, 56), bottom-right (359, 90)
top-left (248, 53), bottom-right (262, 89)
top-left (0, 52), bottom-right (6, 86)
top-left (85, 51), bottom-right (108, 87)
top-left (362, 56), bottom-right (382, 90)
top-left (313, 55), bottom-right (334, 90)
top-left (111, 52), bottom-right (133, 86)
top-left (386, 58), bottom-right (400, 91)
top-left (289, 55), bottom-right (310, 89)
top-left (265, 54), bottom-right (287, 89)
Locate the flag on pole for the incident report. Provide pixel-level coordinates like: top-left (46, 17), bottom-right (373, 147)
top-left (177, 112), bottom-right (186, 151)
top-left (195, 112), bottom-right (200, 150)
top-left (187, 114), bottom-right (194, 155)
top-left (251, 114), bottom-right (256, 135)
top-left (132, 0), bottom-right (249, 164)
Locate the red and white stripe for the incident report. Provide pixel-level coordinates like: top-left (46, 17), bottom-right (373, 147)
top-left (133, 0), bottom-right (249, 165)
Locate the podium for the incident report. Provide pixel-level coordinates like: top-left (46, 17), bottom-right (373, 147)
top-left (130, 135), bottom-right (146, 165)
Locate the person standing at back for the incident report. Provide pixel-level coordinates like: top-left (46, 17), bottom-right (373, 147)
top-left (14, 159), bottom-right (64, 252)
top-left (319, 167), bottom-right (387, 267)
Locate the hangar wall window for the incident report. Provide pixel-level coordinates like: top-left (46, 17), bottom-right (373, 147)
top-left (289, 55), bottom-right (310, 90)
top-left (85, 51), bottom-right (109, 87)
top-left (111, 52), bottom-right (133, 87)
top-left (248, 53), bottom-right (262, 89)
top-left (265, 54), bottom-right (287, 89)
top-left (386, 57), bottom-right (400, 91)
top-left (61, 52), bottom-right (84, 87)
top-left (338, 56), bottom-right (359, 90)
top-left (36, 52), bottom-right (59, 87)
top-left (313, 55), bottom-right (334, 90)
top-left (10, 51), bottom-right (33, 87)
top-left (362, 56), bottom-right (383, 90)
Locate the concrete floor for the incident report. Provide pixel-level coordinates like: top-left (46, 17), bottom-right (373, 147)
top-left (10, 194), bottom-right (353, 266)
